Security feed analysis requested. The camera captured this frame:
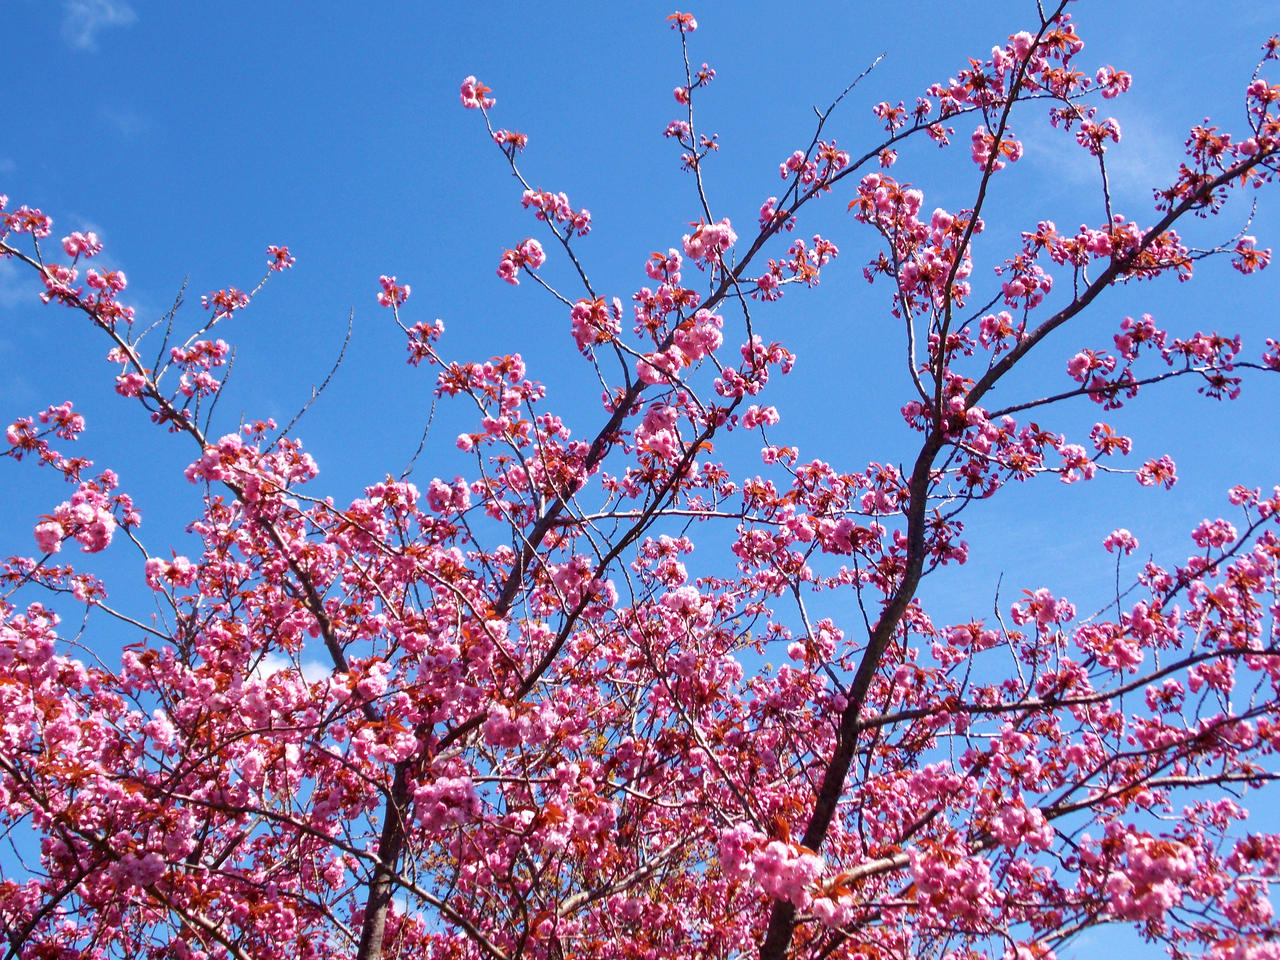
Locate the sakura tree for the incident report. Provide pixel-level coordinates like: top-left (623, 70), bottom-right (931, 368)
top-left (3, 4), bottom-right (1280, 960)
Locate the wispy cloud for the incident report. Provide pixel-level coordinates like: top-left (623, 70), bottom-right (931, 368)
top-left (1022, 106), bottom-right (1185, 212)
top-left (0, 158), bottom-right (15, 176)
top-left (62, 0), bottom-right (137, 52)
top-left (0, 258), bottom-right (35, 310)
top-left (68, 215), bottom-right (108, 241)
top-left (99, 105), bottom-right (148, 138)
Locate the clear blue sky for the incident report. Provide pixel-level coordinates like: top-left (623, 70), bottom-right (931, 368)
top-left (3, 3), bottom-right (1279, 955)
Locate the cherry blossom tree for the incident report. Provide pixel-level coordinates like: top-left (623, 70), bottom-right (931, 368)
top-left (4, 5), bottom-right (1280, 960)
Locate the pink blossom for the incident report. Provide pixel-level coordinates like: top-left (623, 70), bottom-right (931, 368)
top-left (459, 75), bottom-right (495, 109)
top-left (1076, 117), bottom-right (1122, 155)
top-left (636, 346), bottom-right (685, 385)
top-left (755, 271), bottom-right (781, 298)
top-left (667, 11), bottom-right (697, 32)
top-left (1095, 66), bottom-right (1133, 99)
top-left (144, 556), bottom-right (197, 590)
top-left (1057, 443), bottom-right (1096, 483)
top-left (114, 372), bottom-right (147, 397)
top-left (1103, 528), bottom-right (1139, 554)
top-left (1136, 455), bottom-right (1178, 489)
top-left (377, 275), bottom-right (410, 307)
top-left (664, 119), bottom-right (691, 140)
top-left (682, 218), bottom-right (737, 263)
top-left (201, 287), bottom-right (250, 314)
top-left (1011, 588), bottom-right (1075, 628)
top-left (741, 405), bottom-right (780, 429)
top-left (61, 231), bottom-right (102, 258)
top-left (989, 803), bottom-right (1053, 851)
top-left (1233, 236), bottom-right (1271, 274)
top-left (33, 519), bottom-right (63, 554)
top-left (570, 297), bottom-right (622, 352)
top-left (645, 248), bottom-right (683, 282)
top-left (7, 205), bottom-right (52, 237)
top-left (1, 18), bottom-right (1279, 958)
top-left (1191, 518), bottom-right (1238, 549)
top-left (1009, 30), bottom-right (1035, 59)
top-left (40, 264), bottom-right (79, 303)
top-left (518, 238), bottom-right (546, 268)
top-left (86, 268), bottom-right (127, 292)
top-left (41, 483), bottom-right (118, 553)
top-left (266, 244), bottom-right (296, 270)
top-left (483, 703), bottom-right (523, 747)
top-left (672, 309), bottom-right (723, 360)
top-left (355, 660), bottom-right (390, 700)
top-left (492, 128), bottom-right (529, 152)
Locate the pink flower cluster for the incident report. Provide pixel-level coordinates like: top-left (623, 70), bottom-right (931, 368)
top-left (757, 196), bottom-right (794, 232)
top-left (1137, 454), bottom-right (1178, 489)
top-left (40, 263), bottom-right (80, 303)
top-left (201, 287), bottom-right (249, 316)
top-left (459, 75), bottom-right (495, 109)
top-left (1076, 117), bottom-right (1122, 155)
top-left (740, 404), bottom-right (779, 430)
top-left (971, 125), bottom-right (1024, 169)
top-left (1103, 528), bottom-right (1139, 554)
top-left (167, 338), bottom-right (229, 397)
top-left (998, 259), bottom-right (1053, 309)
top-left (522, 189), bottom-right (591, 236)
top-left (34, 481), bottom-right (119, 554)
top-left (377, 274), bottom-right (410, 308)
top-left (1, 203), bottom-right (53, 237)
top-left (1092, 828), bottom-right (1198, 922)
top-left (61, 231), bottom-right (102, 258)
top-left (987, 802), bottom-right (1053, 851)
top-left (778, 141), bottom-right (849, 185)
top-left (413, 775), bottom-right (479, 832)
top-left (86, 268), bottom-right (127, 294)
top-left (425, 476), bottom-right (471, 514)
top-left (754, 234), bottom-right (840, 301)
top-left (404, 318), bottom-right (446, 366)
top-left (635, 309), bottom-right (723, 385)
top-left (266, 244), bottom-right (295, 271)
top-left (497, 238), bottom-right (545, 285)
top-left (1095, 65), bottom-right (1133, 98)
top-left (1192, 518), bottom-right (1238, 550)
top-left (183, 431), bottom-right (318, 496)
top-left (569, 297), bottom-right (622, 352)
top-left (633, 403), bottom-right (683, 464)
top-left (1233, 235), bottom-right (1272, 273)
top-left (666, 11), bottom-right (697, 32)
top-left (144, 556), bottom-right (197, 591)
top-left (1011, 588), bottom-right (1075, 629)
top-left (170, 338), bottom-right (230, 370)
top-left (908, 845), bottom-right (1000, 922)
top-left (682, 217), bottom-right (736, 264)
top-left (718, 823), bottom-right (825, 909)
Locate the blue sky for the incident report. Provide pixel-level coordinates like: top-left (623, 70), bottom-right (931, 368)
top-left (3, 1), bottom-right (1279, 954)
top-left (4, 0), bottom-right (1275, 623)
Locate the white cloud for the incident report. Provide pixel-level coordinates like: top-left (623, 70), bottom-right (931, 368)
top-left (254, 650), bottom-right (332, 683)
top-left (62, 0), bottom-right (137, 52)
